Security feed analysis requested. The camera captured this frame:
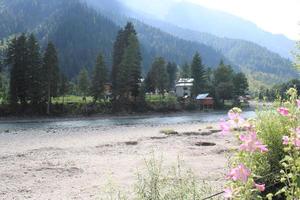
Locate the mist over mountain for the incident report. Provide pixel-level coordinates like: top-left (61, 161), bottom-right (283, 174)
top-left (122, 0), bottom-right (295, 60)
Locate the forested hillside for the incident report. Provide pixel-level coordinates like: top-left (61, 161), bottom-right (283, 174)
top-left (0, 0), bottom-right (226, 78)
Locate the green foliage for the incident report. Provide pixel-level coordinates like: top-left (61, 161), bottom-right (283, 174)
top-left (43, 42), bottom-right (60, 114)
top-left (100, 155), bottom-right (217, 200)
top-left (0, 72), bottom-right (8, 103)
top-left (77, 68), bottom-right (89, 98)
top-left (145, 57), bottom-right (169, 95)
top-left (91, 53), bottom-right (107, 102)
top-left (225, 89), bottom-right (300, 199)
top-left (191, 52), bottom-right (206, 96)
top-left (213, 61), bottom-right (235, 104)
top-left (7, 34), bottom-right (28, 105)
top-left (166, 62), bottom-right (177, 91)
top-left (180, 62), bottom-right (191, 78)
top-left (53, 95), bottom-right (93, 104)
top-left (233, 72), bottom-right (249, 96)
top-left (112, 22), bottom-right (142, 107)
top-left (27, 34), bottom-right (44, 105)
top-left (58, 73), bottom-right (69, 101)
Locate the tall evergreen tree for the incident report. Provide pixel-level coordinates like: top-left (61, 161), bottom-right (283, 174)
top-left (78, 68), bottom-right (89, 100)
top-left (213, 61), bottom-right (234, 104)
top-left (166, 62), bottom-right (178, 91)
top-left (147, 57), bottom-right (169, 95)
top-left (43, 42), bottom-right (59, 114)
top-left (191, 52), bottom-right (206, 96)
top-left (233, 72), bottom-right (249, 97)
top-left (91, 53), bottom-right (107, 102)
top-left (111, 22), bottom-right (138, 100)
top-left (180, 62), bottom-right (190, 78)
top-left (118, 34), bottom-right (142, 100)
top-left (6, 34), bottom-right (29, 106)
top-left (27, 34), bottom-right (43, 105)
top-left (111, 29), bottom-right (125, 98)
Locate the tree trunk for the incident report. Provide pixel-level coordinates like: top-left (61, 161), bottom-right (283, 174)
top-left (47, 85), bottom-right (51, 115)
top-left (62, 95), bottom-right (65, 113)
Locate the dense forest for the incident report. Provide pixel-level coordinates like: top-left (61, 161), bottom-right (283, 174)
top-left (0, 22), bottom-right (249, 115)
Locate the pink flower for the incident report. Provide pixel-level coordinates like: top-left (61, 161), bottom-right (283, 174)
top-left (296, 127), bottom-right (300, 137)
top-left (220, 119), bottom-right (231, 135)
top-left (255, 183), bottom-right (265, 192)
top-left (277, 107), bottom-right (289, 116)
top-left (297, 99), bottom-right (300, 108)
top-left (228, 110), bottom-right (245, 128)
top-left (228, 111), bottom-right (240, 120)
top-left (228, 164), bottom-right (251, 183)
top-left (224, 188), bottom-right (233, 199)
top-left (282, 136), bottom-right (289, 145)
top-left (294, 138), bottom-right (300, 148)
top-left (239, 131), bottom-right (268, 153)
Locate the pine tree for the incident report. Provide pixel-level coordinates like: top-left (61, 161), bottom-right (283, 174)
top-left (180, 62), bottom-right (190, 78)
top-left (111, 29), bottom-right (125, 97)
top-left (191, 52), bottom-right (206, 96)
top-left (166, 62), bottom-right (178, 91)
top-left (91, 53), bottom-right (107, 102)
top-left (78, 68), bottom-right (89, 101)
top-left (6, 34), bottom-right (29, 106)
top-left (59, 73), bottom-right (69, 105)
top-left (213, 61), bottom-right (234, 105)
top-left (111, 22), bottom-right (139, 101)
top-left (43, 42), bottom-right (59, 114)
top-left (233, 72), bottom-right (249, 97)
top-left (27, 34), bottom-right (43, 105)
top-left (147, 57), bottom-right (169, 95)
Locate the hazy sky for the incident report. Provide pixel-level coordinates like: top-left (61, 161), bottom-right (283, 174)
top-left (189, 0), bottom-right (300, 40)
top-left (123, 0), bottom-right (300, 40)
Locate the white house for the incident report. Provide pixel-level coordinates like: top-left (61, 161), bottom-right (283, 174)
top-left (175, 78), bottom-right (194, 97)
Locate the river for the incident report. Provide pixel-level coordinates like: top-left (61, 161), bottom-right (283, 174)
top-left (0, 110), bottom-right (255, 132)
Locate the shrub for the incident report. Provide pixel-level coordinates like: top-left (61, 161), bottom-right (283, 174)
top-left (220, 88), bottom-right (300, 199)
top-left (100, 155), bottom-right (219, 200)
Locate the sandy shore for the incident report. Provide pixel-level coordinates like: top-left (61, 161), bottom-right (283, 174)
top-left (0, 121), bottom-right (237, 199)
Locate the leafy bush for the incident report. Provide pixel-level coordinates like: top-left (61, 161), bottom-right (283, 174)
top-left (220, 88), bottom-right (300, 199)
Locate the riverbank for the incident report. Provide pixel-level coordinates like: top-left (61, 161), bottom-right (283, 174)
top-left (0, 121), bottom-right (238, 199)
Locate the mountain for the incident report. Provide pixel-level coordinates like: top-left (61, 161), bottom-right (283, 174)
top-left (123, 0), bottom-right (295, 60)
top-left (85, 0), bottom-right (298, 88)
top-left (124, 15), bottom-right (296, 87)
top-left (165, 1), bottom-right (294, 58)
top-left (0, 0), bottom-right (298, 89)
top-left (0, 0), bottom-right (226, 78)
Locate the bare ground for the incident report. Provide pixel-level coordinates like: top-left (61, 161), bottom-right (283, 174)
top-left (0, 122), bottom-right (237, 200)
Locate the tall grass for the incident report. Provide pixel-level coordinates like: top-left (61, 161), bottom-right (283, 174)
top-left (100, 155), bottom-right (219, 200)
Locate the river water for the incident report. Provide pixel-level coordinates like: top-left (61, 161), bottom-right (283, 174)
top-left (0, 111), bottom-right (255, 132)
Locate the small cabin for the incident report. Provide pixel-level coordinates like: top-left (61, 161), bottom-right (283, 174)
top-left (196, 93), bottom-right (214, 110)
top-left (175, 78), bottom-right (194, 97)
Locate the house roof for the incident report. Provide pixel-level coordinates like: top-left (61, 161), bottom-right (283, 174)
top-left (176, 83), bottom-right (193, 87)
top-left (177, 78), bottom-right (194, 83)
top-left (196, 93), bottom-right (209, 100)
